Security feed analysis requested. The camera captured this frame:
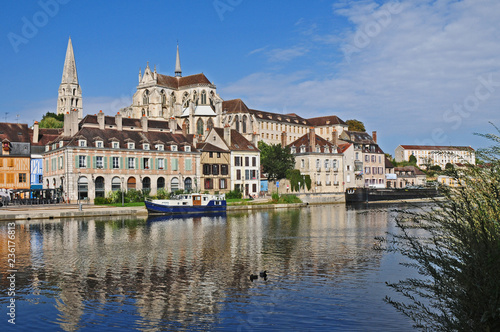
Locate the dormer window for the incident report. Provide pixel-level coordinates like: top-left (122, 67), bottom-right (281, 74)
top-left (185, 146), bottom-right (191, 152)
top-left (128, 143), bottom-right (135, 149)
top-left (316, 146), bottom-right (321, 153)
top-left (300, 146), bottom-right (306, 153)
top-left (45, 145), bottom-right (50, 152)
top-left (156, 144), bottom-right (164, 151)
top-left (59, 141), bottom-right (64, 148)
top-left (143, 143), bottom-right (150, 150)
top-left (171, 145), bottom-right (178, 152)
top-left (291, 147), bottom-right (296, 154)
top-left (52, 143), bottom-right (57, 150)
top-left (79, 140), bottom-right (87, 147)
top-left (95, 141), bottom-right (103, 148)
top-left (112, 142), bottom-right (119, 149)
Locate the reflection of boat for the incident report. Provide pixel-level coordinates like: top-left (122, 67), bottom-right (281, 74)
top-left (147, 211), bottom-right (227, 223)
top-left (144, 194), bottom-right (226, 215)
top-left (345, 187), bottom-right (442, 203)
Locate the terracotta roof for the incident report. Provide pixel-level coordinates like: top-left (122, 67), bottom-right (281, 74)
top-left (213, 127), bottom-right (259, 152)
top-left (156, 73), bottom-right (212, 89)
top-left (307, 115), bottom-right (346, 126)
top-left (222, 99), bottom-right (250, 113)
top-left (399, 145), bottom-right (474, 151)
top-left (338, 143), bottom-right (352, 154)
top-left (0, 123), bottom-right (31, 143)
top-left (31, 128), bottom-right (62, 146)
top-left (288, 133), bottom-right (341, 153)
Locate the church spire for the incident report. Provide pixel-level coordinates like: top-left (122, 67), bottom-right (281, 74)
top-left (175, 44), bottom-right (182, 77)
top-left (61, 36), bottom-right (78, 84)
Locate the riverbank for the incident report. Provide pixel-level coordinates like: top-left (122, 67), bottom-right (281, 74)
top-left (0, 201), bottom-right (312, 221)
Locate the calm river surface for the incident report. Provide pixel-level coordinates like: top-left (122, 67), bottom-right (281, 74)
top-left (0, 203), bottom-right (421, 331)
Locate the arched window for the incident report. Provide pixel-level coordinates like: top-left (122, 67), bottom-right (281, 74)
top-left (207, 118), bottom-right (214, 130)
top-left (197, 118), bottom-right (204, 135)
top-left (161, 90), bottom-right (166, 105)
top-left (73, 88), bottom-right (76, 96)
top-left (95, 176), bottom-right (105, 198)
top-left (142, 109), bottom-right (146, 116)
top-left (75, 99), bottom-right (78, 107)
top-left (183, 119), bottom-right (190, 133)
top-left (157, 177), bottom-right (165, 189)
top-left (111, 177), bottom-right (121, 191)
top-left (201, 91), bottom-right (207, 104)
top-left (242, 115), bottom-right (248, 133)
top-left (234, 115), bottom-right (240, 132)
top-left (170, 177), bottom-right (179, 192)
top-left (77, 176), bottom-right (88, 200)
top-left (184, 177), bottom-right (192, 192)
top-left (142, 177), bottom-right (151, 192)
top-left (143, 90), bottom-right (149, 105)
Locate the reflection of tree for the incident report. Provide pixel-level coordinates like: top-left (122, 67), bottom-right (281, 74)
top-left (6, 205), bottom-right (394, 330)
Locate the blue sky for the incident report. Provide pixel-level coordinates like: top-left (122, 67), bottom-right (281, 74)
top-left (1, 0), bottom-right (500, 156)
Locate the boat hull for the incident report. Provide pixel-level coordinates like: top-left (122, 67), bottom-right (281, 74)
top-left (145, 200), bottom-right (227, 215)
top-left (345, 187), bottom-right (442, 203)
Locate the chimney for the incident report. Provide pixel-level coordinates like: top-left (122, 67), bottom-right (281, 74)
top-left (141, 116), bottom-right (148, 132)
top-left (33, 121), bottom-right (39, 144)
top-left (115, 112), bottom-right (123, 131)
top-left (72, 109), bottom-right (79, 136)
top-left (332, 129), bottom-right (337, 147)
top-left (192, 134), bottom-right (198, 147)
top-left (281, 131), bottom-right (287, 147)
top-left (372, 131), bottom-right (377, 143)
top-left (252, 131), bottom-right (259, 146)
top-left (224, 124), bottom-right (231, 147)
top-left (182, 121), bottom-right (187, 136)
top-left (309, 127), bottom-right (315, 152)
top-left (64, 109), bottom-right (79, 137)
top-left (169, 117), bottom-right (176, 133)
top-left (97, 110), bottom-right (105, 130)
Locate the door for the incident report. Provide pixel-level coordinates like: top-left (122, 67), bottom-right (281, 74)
top-left (193, 195), bottom-right (202, 206)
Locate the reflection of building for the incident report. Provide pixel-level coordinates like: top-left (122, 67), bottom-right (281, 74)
top-left (395, 145), bottom-right (475, 169)
top-left (43, 111), bottom-right (199, 201)
top-left (0, 123), bottom-right (31, 191)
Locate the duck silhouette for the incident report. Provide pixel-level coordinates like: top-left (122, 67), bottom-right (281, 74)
top-left (249, 274), bottom-right (258, 281)
top-left (259, 271), bottom-right (267, 278)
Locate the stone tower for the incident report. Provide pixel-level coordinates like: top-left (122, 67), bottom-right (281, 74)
top-left (57, 37), bottom-right (83, 119)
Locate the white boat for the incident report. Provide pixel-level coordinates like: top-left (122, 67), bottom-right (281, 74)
top-left (145, 193), bottom-right (226, 215)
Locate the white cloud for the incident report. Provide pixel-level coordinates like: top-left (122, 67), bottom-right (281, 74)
top-left (221, 0), bottom-right (500, 152)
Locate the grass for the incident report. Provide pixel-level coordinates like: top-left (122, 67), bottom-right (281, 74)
top-left (99, 202), bottom-right (145, 207)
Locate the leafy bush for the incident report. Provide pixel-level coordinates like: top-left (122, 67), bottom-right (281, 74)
top-left (107, 190), bottom-right (123, 204)
top-left (271, 192), bottom-right (279, 202)
top-left (226, 189), bottom-right (242, 199)
top-left (430, 165), bottom-right (442, 171)
top-left (94, 196), bottom-right (110, 205)
top-left (126, 189), bottom-right (144, 203)
top-left (281, 195), bottom-right (301, 204)
top-left (156, 188), bottom-right (168, 199)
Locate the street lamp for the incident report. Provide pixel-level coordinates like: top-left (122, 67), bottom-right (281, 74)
top-left (77, 171), bottom-right (81, 205)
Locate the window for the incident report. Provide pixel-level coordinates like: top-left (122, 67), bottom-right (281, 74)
top-left (221, 164), bottom-right (228, 175)
top-left (143, 144), bottom-right (150, 150)
top-left (158, 158), bottom-right (165, 169)
top-left (365, 167), bottom-right (370, 174)
top-left (156, 144), bottom-right (164, 151)
top-left (113, 142), bottom-right (119, 149)
top-left (143, 158), bottom-right (150, 169)
top-left (201, 90), bottom-right (207, 104)
top-left (251, 170), bottom-right (257, 179)
top-left (209, 152), bottom-right (213, 158)
top-left (365, 155), bottom-right (370, 162)
top-left (332, 160), bottom-right (338, 169)
top-left (234, 156), bottom-right (241, 166)
top-left (59, 156), bottom-right (64, 169)
top-left (245, 157), bottom-right (249, 166)
top-left (96, 156), bottom-right (103, 169)
top-left (19, 173), bottom-right (26, 183)
top-left (325, 159), bottom-right (329, 169)
top-left (236, 169), bottom-right (241, 180)
top-left (203, 164), bottom-right (211, 175)
top-left (316, 159), bottom-right (320, 169)
top-left (371, 155), bottom-right (376, 162)
top-left (220, 178), bottom-right (227, 189)
top-left (204, 178), bottom-right (213, 189)
top-left (128, 157), bottom-right (135, 169)
top-left (143, 90), bottom-right (149, 105)
top-left (112, 157), bottom-right (120, 169)
top-left (355, 152), bottom-right (359, 160)
top-left (128, 143), bottom-right (135, 149)
top-left (59, 141), bottom-right (64, 148)
top-left (252, 183), bottom-right (257, 193)
top-left (95, 141), bottom-right (103, 148)
top-left (171, 145), bottom-right (178, 151)
top-left (185, 146), bottom-right (191, 152)
top-left (212, 164), bottom-right (219, 175)
top-left (378, 167), bottom-right (383, 174)
top-left (252, 157), bottom-right (256, 167)
top-left (197, 118), bottom-right (204, 135)
top-left (372, 167), bottom-right (377, 174)
top-left (245, 170), bottom-right (250, 180)
top-left (79, 155), bottom-right (87, 168)
top-left (217, 152), bottom-right (221, 158)
top-left (79, 140), bottom-right (87, 147)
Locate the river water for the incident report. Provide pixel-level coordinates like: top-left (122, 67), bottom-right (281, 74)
top-left (0, 203), bottom-right (420, 331)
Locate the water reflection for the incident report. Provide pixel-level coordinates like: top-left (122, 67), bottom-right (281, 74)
top-left (0, 204), bottom-right (417, 331)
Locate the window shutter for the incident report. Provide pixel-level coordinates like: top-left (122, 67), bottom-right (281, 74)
top-left (125, 158), bottom-right (128, 170)
top-left (136, 158), bottom-right (139, 169)
top-left (121, 157), bottom-right (124, 169)
top-left (155, 158), bottom-right (158, 170)
top-left (140, 157), bottom-right (144, 170)
top-left (93, 156), bottom-right (96, 168)
top-left (104, 156), bottom-right (108, 169)
top-left (185, 159), bottom-right (192, 171)
top-left (87, 156), bottom-right (91, 168)
top-left (75, 155), bottom-right (79, 169)
top-left (165, 158), bottom-right (168, 170)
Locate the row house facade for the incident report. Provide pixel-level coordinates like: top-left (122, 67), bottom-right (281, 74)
top-left (43, 110), bottom-right (200, 202)
top-left (395, 145), bottom-right (476, 169)
top-left (339, 130), bottom-right (385, 188)
top-left (0, 123), bottom-right (31, 192)
top-left (288, 128), bottom-right (344, 193)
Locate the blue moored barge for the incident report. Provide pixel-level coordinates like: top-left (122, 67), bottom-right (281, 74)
top-left (145, 193), bottom-right (226, 215)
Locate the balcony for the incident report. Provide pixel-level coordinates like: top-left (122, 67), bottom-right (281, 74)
top-left (316, 167), bottom-right (321, 172)
top-left (333, 167), bottom-right (339, 172)
top-left (325, 167), bottom-right (330, 172)
top-left (326, 181), bottom-right (332, 186)
top-left (334, 181), bottom-right (339, 186)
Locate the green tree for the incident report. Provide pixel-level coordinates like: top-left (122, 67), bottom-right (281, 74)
top-left (445, 162), bottom-right (454, 170)
top-left (259, 141), bottom-right (295, 181)
top-left (346, 119), bottom-right (366, 132)
top-left (379, 129), bottom-right (500, 331)
top-left (39, 111), bottom-right (64, 128)
top-left (408, 154), bottom-right (417, 165)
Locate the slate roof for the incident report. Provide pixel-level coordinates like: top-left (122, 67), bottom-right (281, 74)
top-left (222, 99), bottom-right (310, 125)
top-left (30, 128), bottom-right (62, 146)
top-left (196, 142), bottom-right (229, 153)
top-left (385, 157), bottom-right (394, 169)
top-left (399, 145), bottom-right (474, 152)
top-left (307, 115), bottom-right (346, 126)
top-left (288, 133), bottom-right (341, 154)
top-left (394, 166), bottom-right (426, 176)
top-left (81, 114), bottom-right (180, 131)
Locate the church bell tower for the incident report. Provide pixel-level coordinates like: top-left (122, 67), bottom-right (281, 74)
top-left (57, 37), bottom-right (83, 119)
